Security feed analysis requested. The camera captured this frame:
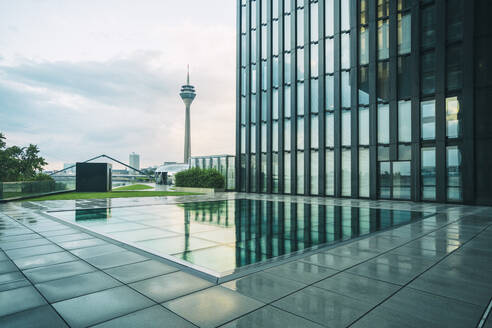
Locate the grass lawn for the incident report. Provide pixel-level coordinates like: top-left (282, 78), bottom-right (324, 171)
top-left (113, 184), bottom-right (154, 191)
top-left (25, 190), bottom-right (201, 201)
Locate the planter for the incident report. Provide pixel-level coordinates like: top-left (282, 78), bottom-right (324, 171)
top-left (174, 186), bottom-right (225, 194)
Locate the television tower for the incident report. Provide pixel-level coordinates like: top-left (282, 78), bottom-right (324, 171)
top-left (179, 65), bottom-right (196, 164)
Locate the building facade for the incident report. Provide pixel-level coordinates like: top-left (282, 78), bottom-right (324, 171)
top-left (129, 152), bottom-right (140, 175)
top-left (191, 155), bottom-right (236, 190)
top-left (236, 0), bottom-right (492, 204)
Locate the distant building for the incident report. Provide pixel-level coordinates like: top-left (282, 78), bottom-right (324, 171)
top-left (129, 153), bottom-right (140, 174)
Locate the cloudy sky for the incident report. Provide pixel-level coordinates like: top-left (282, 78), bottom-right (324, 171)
top-left (0, 0), bottom-right (236, 170)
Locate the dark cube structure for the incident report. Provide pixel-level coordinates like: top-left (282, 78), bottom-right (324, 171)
top-left (76, 163), bottom-right (112, 192)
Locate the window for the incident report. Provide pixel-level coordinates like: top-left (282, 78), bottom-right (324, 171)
top-left (447, 0), bottom-right (463, 42)
top-left (326, 111), bottom-right (334, 147)
top-left (359, 148), bottom-right (370, 197)
top-left (446, 97), bottom-right (460, 138)
top-left (297, 116), bottom-right (304, 150)
top-left (421, 147), bottom-right (436, 200)
top-left (284, 152), bottom-right (291, 193)
top-left (378, 19), bottom-right (389, 60)
top-left (378, 103), bottom-right (389, 144)
top-left (311, 43), bottom-right (319, 78)
top-left (284, 14), bottom-right (291, 52)
top-left (377, 61), bottom-right (390, 102)
top-left (379, 162), bottom-right (391, 198)
top-left (342, 110), bottom-right (351, 146)
top-left (360, 26), bottom-right (369, 65)
top-left (342, 149), bottom-right (351, 196)
top-left (393, 161), bottom-right (411, 199)
top-left (325, 75), bottom-right (334, 109)
top-left (398, 100), bottom-right (412, 142)
top-left (325, 0), bottom-right (334, 36)
top-left (421, 52), bottom-right (435, 95)
top-left (310, 2), bottom-right (318, 42)
top-left (311, 78), bottom-right (319, 113)
top-left (297, 82), bottom-right (304, 115)
top-left (421, 5), bottom-right (436, 48)
top-left (447, 45), bottom-right (463, 91)
top-left (297, 151), bottom-right (304, 194)
top-left (284, 119), bottom-right (291, 150)
top-left (359, 107), bottom-right (369, 145)
top-left (326, 150), bottom-right (334, 195)
top-left (297, 48), bottom-right (304, 81)
top-left (311, 115), bottom-right (319, 148)
top-left (398, 56), bottom-right (411, 99)
top-left (341, 33), bottom-right (350, 69)
top-left (359, 66), bottom-right (369, 105)
top-left (421, 100), bottom-right (435, 140)
top-left (325, 38), bottom-right (334, 73)
top-left (311, 150), bottom-right (319, 194)
top-left (341, 71), bottom-right (351, 108)
top-left (447, 146), bottom-right (462, 201)
top-left (297, 7), bottom-right (304, 47)
top-left (284, 85), bottom-right (291, 118)
top-left (398, 13), bottom-right (411, 55)
top-left (341, 0), bottom-right (350, 31)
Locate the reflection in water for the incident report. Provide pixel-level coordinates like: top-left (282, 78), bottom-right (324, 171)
top-left (181, 199), bottom-right (422, 269)
top-left (75, 199), bottom-right (112, 221)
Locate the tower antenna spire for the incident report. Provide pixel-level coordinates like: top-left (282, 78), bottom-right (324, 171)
top-left (187, 64), bottom-right (190, 85)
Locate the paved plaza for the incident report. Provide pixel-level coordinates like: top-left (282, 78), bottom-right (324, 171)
top-left (0, 193), bottom-right (491, 327)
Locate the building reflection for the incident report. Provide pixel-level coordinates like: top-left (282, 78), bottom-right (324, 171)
top-left (182, 199), bottom-right (422, 269)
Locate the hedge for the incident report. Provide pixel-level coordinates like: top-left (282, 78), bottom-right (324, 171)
top-left (175, 168), bottom-right (225, 189)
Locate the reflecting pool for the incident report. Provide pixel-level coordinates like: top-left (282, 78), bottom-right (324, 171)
top-left (51, 199), bottom-right (427, 276)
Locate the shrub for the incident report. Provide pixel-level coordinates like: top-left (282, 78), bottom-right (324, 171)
top-left (175, 167), bottom-right (225, 189)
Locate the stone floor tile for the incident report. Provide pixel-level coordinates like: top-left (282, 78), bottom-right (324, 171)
top-left (47, 232), bottom-right (92, 243)
top-left (5, 244), bottom-right (64, 259)
top-left (300, 252), bottom-right (364, 270)
top-left (273, 286), bottom-right (372, 328)
top-left (220, 305), bottom-right (324, 328)
top-left (0, 286), bottom-right (47, 317)
top-left (36, 271), bottom-right (122, 303)
top-left (40, 228), bottom-right (80, 237)
top-left (264, 260), bottom-right (338, 285)
top-left (23, 260), bottom-right (97, 283)
top-left (0, 305), bottom-right (68, 328)
top-left (0, 238), bottom-right (51, 250)
top-left (84, 250), bottom-right (148, 270)
top-left (13, 251), bottom-right (77, 270)
top-left (314, 272), bottom-right (399, 305)
top-left (104, 259), bottom-right (178, 284)
top-left (70, 243), bottom-right (125, 259)
top-left (52, 285), bottom-right (154, 328)
top-left (164, 286), bottom-right (264, 328)
top-left (0, 259), bottom-right (18, 274)
top-left (130, 271), bottom-right (213, 303)
top-left (222, 271), bottom-right (305, 303)
top-left (92, 305), bottom-right (196, 328)
top-left (58, 238), bottom-right (108, 250)
top-left (0, 233), bottom-right (42, 243)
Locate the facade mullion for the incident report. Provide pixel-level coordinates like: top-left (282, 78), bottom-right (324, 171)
top-left (235, 0), bottom-right (242, 190)
top-left (435, 0), bottom-right (446, 202)
top-left (410, 0), bottom-right (420, 201)
top-left (278, 0), bottom-right (285, 194)
top-left (351, 0), bottom-right (358, 198)
top-left (389, 0), bottom-right (398, 161)
top-left (291, 0), bottom-right (297, 195)
top-left (304, 0), bottom-right (310, 195)
top-left (368, 0), bottom-right (378, 199)
top-left (266, 0), bottom-right (273, 193)
top-left (333, 0), bottom-right (341, 197)
top-left (318, 0), bottom-right (326, 196)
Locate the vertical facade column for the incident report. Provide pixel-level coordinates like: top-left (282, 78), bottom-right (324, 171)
top-left (266, 0), bottom-right (273, 193)
top-left (245, 0), bottom-right (252, 193)
top-left (304, 0), bottom-right (311, 195)
top-left (368, 0), bottom-right (378, 199)
top-left (410, 0), bottom-right (421, 201)
top-left (256, 0), bottom-right (262, 192)
top-left (279, 0), bottom-right (285, 193)
top-left (435, 0), bottom-right (446, 203)
top-left (290, 0), bottom-right (297, 195)
top-left (351, 0), bottom-right (359, 197)
top-left (318, 0), bottom-right (326, 196)
top-left (235, 0), bottom-right (242, 190)
top-left (389, 0), bottom-right (398, 161)
top-left (333, 0), bottom-right (342, 197)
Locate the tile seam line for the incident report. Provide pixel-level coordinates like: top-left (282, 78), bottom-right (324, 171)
top-left (250, 215), bottom-right (468, 321)
top-left (345, 220), bottom-right (492, 328)
top-left (3, 211), bottom-right (200, 328)
top-left (477, 297), bottom-right (492, 328)
top-left (218, 214), bottom-right (460, 326)
top-left (9, 210), bottom-right (211, 327)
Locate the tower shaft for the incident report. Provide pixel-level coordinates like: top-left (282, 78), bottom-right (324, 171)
top-left (184, 103), bottom-right (191, 163)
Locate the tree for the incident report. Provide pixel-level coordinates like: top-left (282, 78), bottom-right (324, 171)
top-left (0, 132), bottom-right (48, 182)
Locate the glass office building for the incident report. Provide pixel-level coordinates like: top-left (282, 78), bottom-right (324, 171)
top-left (236, 0), bottom-right (492, 205)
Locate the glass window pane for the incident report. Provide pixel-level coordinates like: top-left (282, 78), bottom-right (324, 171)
top-left (379, 161), bottom-right (391, 198)
top-left (393, 161), bottom-right (411, 199)
top-left (421, 147), bottom-right (436, 200)
top-left (311, 115), bottom-right (319, 148)
top-left (378, 19), bottom-right (389, 60)
top-left (447, 0), bottom-right (463, 42)
top-left (398, 13), bottom-right (411, 55)
top-left (447, 146), bottom-right (462, 201)
top-left (284, 53), bottom-right (291, 84)
top-left (342, 110), bottom-right (351, 147)
top-left (284, 0), bottom-right (291, 14)
top-left (421, 52), bottom-right (435, 95)
top-left (341, 71), bottom-right (351, 108)
top-left (273, 20), bottom-right (279, 55)
top-left (297, 82), bottom-right (304, 115)
top-left (284, 119), bottom-right (291, 151)
top-left (325, 0), bottom-right (334, 36)
top-left (341, 33), bottom-right (350, 69)
top-left (310, 2), bottom-right (318, 42)
top-left (273, 152), bottom-right (279, 192)
top-left (284, 151), bottom-right (291, 193)
top-left (326, 111), bottom-right (334, 147)
top-left (297, 151), bottom-right (304, 194)
top-left (273, 89), bottom-right (279, 119)
top-left (250, 154), bottom-right (256, 192)
top-left (297, 8), bottom-right (304, 47)
top-left (325, 75), bottom-right (334, 110)
top-left (398, 56), bottom-right (411, 99)
top-left (325, 38), bottom-right (334, 73)
top-left (360, 26), bottom-right (369, 65)
top-left (273, 57), bottom-right (279, 87)
top-left (297, 116), bottom-right (304, 150)
top-left (359, 106), bottom-right (369, 145)
top-left (311, 150), bottom-right (319, 194)
top-left (311, 43), bottom-right (319, 78)
top-left (398, 100), bottom-right (412, 142)
top-left (421, 5), bottom-right (436, 48)
top-left (378, 103), bottom-right (389, 144)
top-left (273, 120), bottom-right (279, 151)
top-left (359, 147), bottom-right (370, 197)
top-left (359, 66), bottom-right (369, 105)
top-left (311, 78), bottom-right (319, 113)
top-left (421, 100), bottom-right (435, 140)
top-left (284, 85), bottom-right (291, 118)
top-left (377, 61), bottom-right (390, 102)
top-left (342, 149), bottom-right (351, 196)
top-left (447, 45), bottom-right (463, 91)
top-left (284, 14), bottom-right (291, 52)
top-left (326, 149), bottom-right (334, 195)
top-left (446, 97), bottom-right (460, 138)
top-left (341, 0), bottom-right (350, 31)
top-left (297, 48), bottom-right (304, 81)
top-left (250, 124), bottom-right (256, 153)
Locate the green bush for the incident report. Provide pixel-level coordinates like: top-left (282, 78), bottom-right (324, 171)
top-left (175, 168), bottom-right (225, 189)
